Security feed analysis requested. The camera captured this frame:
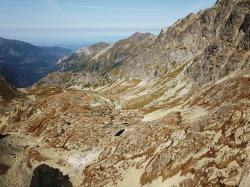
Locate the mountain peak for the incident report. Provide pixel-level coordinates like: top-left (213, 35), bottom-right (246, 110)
top-left (128, 32), bottom-right (154, 41)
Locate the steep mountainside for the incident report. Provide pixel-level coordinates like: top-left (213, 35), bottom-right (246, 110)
top-left (0, 74), bottom-right (23, 103)
top-left (56, 42), bottom-right (109, 72)
top-left (0, 0), bottom-right (250, 187)
top-left (0, 37), bottom-right (71, 87)
top-left (39, 0), bottom-right (249, 89)
top-left (37, 32), bottom-right (156, 87)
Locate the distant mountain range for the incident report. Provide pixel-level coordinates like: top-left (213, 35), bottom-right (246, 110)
top-left (0, 37), bottom-right (71, 87)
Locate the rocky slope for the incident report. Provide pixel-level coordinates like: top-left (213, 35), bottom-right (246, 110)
top-left (0, 37), bottom-right (71, 87)
top-left (37, 33), bottom-right (156, 88)
top-left (0, 0), bottom-right (250, 187)
top-left (39, 0), bottom-right (249, 89)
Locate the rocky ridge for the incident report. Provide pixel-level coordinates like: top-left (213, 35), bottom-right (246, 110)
top-left (39, 0), bottom-right (249, 89)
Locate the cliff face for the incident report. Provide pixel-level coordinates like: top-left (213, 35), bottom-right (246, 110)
top-left (1, 0), bottom-right (250, 187)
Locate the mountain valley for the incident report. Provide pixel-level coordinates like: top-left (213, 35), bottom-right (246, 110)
top-left (0, 0), bottom-right (250, 186)
top-left (0, 37), bottom-right (71, 87)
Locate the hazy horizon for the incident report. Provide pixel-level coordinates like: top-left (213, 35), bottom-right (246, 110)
top-left (0, 0), bottom-right (216, 48)
top-left (0, 28), bottom-right (161, 49)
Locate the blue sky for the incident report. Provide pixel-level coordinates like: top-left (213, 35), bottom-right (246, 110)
top-left (0, 0), bottom-right (216, 46)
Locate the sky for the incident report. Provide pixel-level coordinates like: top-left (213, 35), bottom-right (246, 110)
top-left (0, 0), bottom-right (216, 47)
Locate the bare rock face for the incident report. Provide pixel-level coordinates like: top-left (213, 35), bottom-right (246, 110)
top-left (37, 32), bottom-right (157, 88)
top-left (56, 42), bottom-right (109, 72)
top-left (38, 0), bottom-right (249, 89)
top-left (1, 0), bottom-right (250, 187)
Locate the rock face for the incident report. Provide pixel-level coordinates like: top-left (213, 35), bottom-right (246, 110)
top-left (37, 33), bottom-right (156, 88)
top-left (0, 0), bottom-right (250, 187)
top-left (56, 42), bottom-right (109, 72)
top-left (0, 37), bottom-right (71, 87)
top-left (39, 0), bottom-right (249, 88)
